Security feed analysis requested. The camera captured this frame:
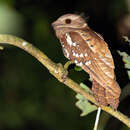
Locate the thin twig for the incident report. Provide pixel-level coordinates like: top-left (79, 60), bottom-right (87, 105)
top-left (0, 34), bottom-right (129, 128)
top-left (94, 107), bottom-right (101, 130)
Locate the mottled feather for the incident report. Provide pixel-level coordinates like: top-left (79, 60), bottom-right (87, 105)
top-left (52, 13), bottom-right (121, 109)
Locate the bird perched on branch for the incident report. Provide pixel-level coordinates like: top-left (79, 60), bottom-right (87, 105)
top-left (52, 13), bottom-right (121, 109)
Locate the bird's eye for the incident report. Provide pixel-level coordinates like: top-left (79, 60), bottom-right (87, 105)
top-left (65, 19), bottom-right (71, 24)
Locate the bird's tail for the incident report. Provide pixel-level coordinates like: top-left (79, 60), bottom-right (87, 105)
top-left (92, 80), bottom-right (120, 109)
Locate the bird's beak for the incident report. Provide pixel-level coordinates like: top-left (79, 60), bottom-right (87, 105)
top-left (52, 21), bottom-right (60, 28)
top-left (51, 21), bottom-right (56, 27)
top-left (52, 21), bottom-right (64, 30)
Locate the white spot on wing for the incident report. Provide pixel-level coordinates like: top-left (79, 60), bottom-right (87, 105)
top-left (72, 52), bottom-right (75, 56)
top-left (84, 53), bottom-right (88, 57)
top-left (72, 50), bottom-right (80, 58)
top-left (79, 53), bottom-right (84, 57)
top-left (74, 59), bottom-right (78, 64)
top-left (72, 42), bottom-right (76, 46)
top-left (85, 60), bottom-right (91, 66)
top-left (101, 58), bottom-right (106, 62)
top-left (64, 49), bottom-right (69, 58)
top-left (78, 62), bottom-right (83, 66)
top-left (62, 44), bottom-right (65, 47)
top-left (66, 33), bottom-right (73, 46)
top-left (66, 33), bottom-right (77, 47)
top-left (75, 53), bottom-right (79, 57)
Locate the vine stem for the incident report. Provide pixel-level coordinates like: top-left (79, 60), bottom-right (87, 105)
top-left (0, 34), bottom-right (130, 128)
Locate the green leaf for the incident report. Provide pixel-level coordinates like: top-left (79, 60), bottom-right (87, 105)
top-left (80, 83), bottom-right (92, 93)
top-left (125, 64), bottom-right (130, 69)
top-left (118, 51), bottom-right (128, 57)
top-left (118, 51), bottom-right (130, 79)
top-left (123, 56), bottom-right (130, 65)
top-left (74, 66), bottom-right (82, 71)
top-left (123, 36), bottom-right (130, 44)
top-left (118, 51), bottom-right (130, 65)
top-left (75, 83), bottom-right (97, 116)
top-left (127, 71), bottom-right (130, 79)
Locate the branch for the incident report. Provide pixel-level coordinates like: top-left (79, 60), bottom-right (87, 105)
top-left (0, 34), bottom-right (130, 128)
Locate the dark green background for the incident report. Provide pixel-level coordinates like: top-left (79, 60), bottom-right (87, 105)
top-left (0, 0), bottom-right (129, 130)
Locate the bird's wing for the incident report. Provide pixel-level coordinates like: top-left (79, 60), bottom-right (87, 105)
top-left (62, 30), bottom-right (120, 97)
top-left (76, 29), bottom-right (115, 68)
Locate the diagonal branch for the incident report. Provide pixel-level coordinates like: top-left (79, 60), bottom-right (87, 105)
top-left (0, 34), bottom-right (129, 128)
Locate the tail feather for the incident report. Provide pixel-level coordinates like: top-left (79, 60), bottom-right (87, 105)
top-left (92, 80), bottom-right (108, 106)
top-left (92, 80), bottom-right (120, 109)
top-left (105, 90), bottom-right (119, 109)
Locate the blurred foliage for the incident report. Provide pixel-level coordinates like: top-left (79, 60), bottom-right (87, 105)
top-left (0, 3), bottom-right (23, 35)
top-left (75, 83), bottom-right (97, 116)
top-left (0, 0), bottom-right (129, 130)
top-left (118, 51), bottom-right (130, 79)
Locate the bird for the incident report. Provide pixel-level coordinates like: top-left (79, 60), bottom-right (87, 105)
top-left (52, 13), bottom-right (121, 109)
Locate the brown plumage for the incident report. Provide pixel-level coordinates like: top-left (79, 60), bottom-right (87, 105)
top-left (52, 14), bottom-right (121, 109)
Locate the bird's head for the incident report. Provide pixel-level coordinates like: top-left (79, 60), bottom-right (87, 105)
top-left (52, 14), bottom-right (88, 30)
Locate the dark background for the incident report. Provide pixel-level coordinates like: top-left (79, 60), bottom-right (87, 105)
top-left (0, 0), bottom-right (129, 130)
